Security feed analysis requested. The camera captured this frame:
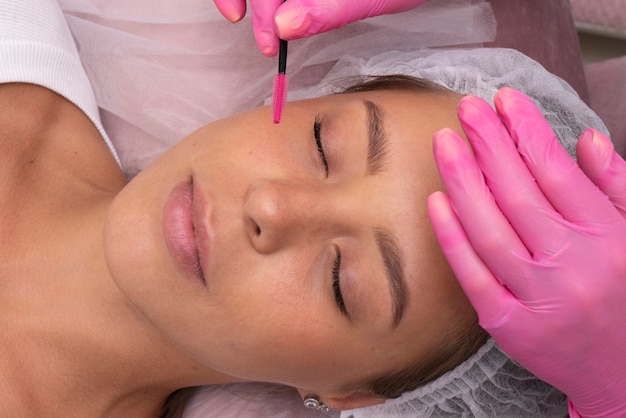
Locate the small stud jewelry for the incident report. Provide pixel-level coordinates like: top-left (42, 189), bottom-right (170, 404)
top-left (303, 394), bottom-right (331, 412)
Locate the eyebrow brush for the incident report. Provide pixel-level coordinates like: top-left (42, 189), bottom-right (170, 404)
top-left (272, 4), bottom-right (289, 124)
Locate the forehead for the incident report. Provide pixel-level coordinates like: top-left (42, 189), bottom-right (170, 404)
top-left (307, 88), bottom-right (464, 152)
top-left (311, 87), bottom-right (462, 116)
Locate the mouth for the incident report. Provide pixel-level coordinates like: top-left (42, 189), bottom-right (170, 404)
top-left (163, 178), bottom-right (211, 286)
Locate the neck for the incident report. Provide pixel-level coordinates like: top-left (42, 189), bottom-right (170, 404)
top-left (0, 193), bottom-right (239, 417)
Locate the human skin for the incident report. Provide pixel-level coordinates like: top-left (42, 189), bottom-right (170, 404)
top-left (0, 83), bottom-right (474, 416)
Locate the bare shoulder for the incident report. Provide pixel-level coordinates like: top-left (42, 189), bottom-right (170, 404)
top-left (0, 82), bottom-right (126, 199)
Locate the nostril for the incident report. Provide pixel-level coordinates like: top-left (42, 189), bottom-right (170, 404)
top-left (244, 180), bottom-right (285, 250)
top-left (247, 214), bottom-right (263, 237)
top-left (244, 214), bottom-right (262, 242)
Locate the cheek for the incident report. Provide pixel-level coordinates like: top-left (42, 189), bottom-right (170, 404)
top-left (188, 120), bottom-right (311, 182)
top-left (206, 252), bottom-right (312, 337)
top-left (204, 254), bottom-right (355, 381)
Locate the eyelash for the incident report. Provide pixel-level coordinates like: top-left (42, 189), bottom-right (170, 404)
top-left (332, 246), bottom-right (346, 315)
top-left (313, 115), bottom-right (329, 176)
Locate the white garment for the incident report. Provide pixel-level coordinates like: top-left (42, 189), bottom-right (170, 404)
top-left (0, 0), bottom-right (120, 166)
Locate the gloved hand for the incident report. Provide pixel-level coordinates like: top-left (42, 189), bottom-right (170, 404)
top-left (427, 87), bottom-right (626, 417)
top-left (213, 0), bottom-right (429, 56)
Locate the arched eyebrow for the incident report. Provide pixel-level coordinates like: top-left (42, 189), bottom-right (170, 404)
top-left (375, 228), bottom-right (407, 329)
top-left (363, 100), bottom-right (389, 175)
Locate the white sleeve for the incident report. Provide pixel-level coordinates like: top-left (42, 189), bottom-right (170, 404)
top-left (0, 0), bottom-right (121, 166)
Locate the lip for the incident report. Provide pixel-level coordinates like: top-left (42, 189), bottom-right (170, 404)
top-left (163, 178), bottom-right (212, 286)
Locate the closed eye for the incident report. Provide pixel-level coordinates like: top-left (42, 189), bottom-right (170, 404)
top-left (332, 246), bottom-right (347, 315)
top-left (314, 115), bottom-right (329, 176)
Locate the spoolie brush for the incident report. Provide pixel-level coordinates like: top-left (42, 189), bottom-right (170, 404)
top-left (272, 34), bottom-right (288, 123)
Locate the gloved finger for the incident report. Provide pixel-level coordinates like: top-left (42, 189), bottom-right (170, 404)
top-left (213, 0), bottom-right (247, 23)
top-left (250, 0), bottom-right (284, 56)
top-left (274, 0), bottom-right (354, 40)
top-left (457, 95), bottom-right (570, 257)
top-left (494, 88), bottom-right (622, 225)
top-left (431, 128), bottom-right (533, 298)
top-left (428, 191), bottom-right (519, 330)
top-left (577, 128), bottom-right (626, 218)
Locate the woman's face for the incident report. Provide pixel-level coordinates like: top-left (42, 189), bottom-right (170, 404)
top-left (104, 89), bottom-right (473, 406)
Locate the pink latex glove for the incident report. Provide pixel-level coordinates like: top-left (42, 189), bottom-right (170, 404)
top-left (427, 87), bottom-right (626, 417)
top-left (212, 0), bottom-right (429, 56)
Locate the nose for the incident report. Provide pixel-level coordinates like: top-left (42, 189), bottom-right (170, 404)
top-left (244, 179), bottom-right (329, 253)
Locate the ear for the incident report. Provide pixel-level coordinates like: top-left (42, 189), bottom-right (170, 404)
top-left (296, 388), bottom-right (387, 411)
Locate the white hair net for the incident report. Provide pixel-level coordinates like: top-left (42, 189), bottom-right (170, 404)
top-left (287, 48), bottom-right (609, 159)
top-left (342, 340), bottom-right (567, 418)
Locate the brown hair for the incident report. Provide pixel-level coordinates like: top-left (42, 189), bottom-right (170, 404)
top-left (336, 74), bottom-right (457, 96)
top-left (361, 310), bottom-right (488, 399)
top-left (160, 74), bottom-right (486, 415)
